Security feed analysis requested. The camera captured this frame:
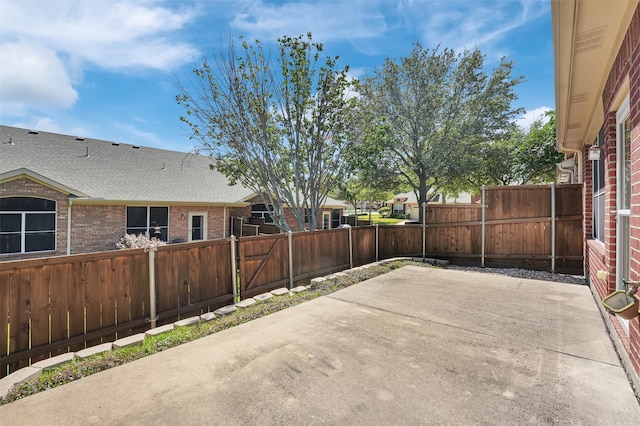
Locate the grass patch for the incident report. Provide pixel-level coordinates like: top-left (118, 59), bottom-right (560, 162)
top-left (1, 260), bottom-right (434, 405)
top-left (353, 212), bottom-right (405, 225)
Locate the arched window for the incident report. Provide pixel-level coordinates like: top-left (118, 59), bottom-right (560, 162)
top-left (251, 203), bottom-right (274, 224)
top-left (0, 197), bottom-right (56, 254)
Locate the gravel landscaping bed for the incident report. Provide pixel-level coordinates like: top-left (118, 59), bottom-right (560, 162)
top-left (446, 265), bottom-right (587, 285)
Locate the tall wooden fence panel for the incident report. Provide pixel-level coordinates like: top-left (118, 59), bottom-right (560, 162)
top-left (155, 240), bottom-right (234, 324)
top-left (238, 234), bottom-right (289, 299)
top-left (291, 229), bottom-right (350, 282)
top-left (422, 184), bottom-right (582, 271)
top-left (352, 226), bottom-right (376, 265)
top-left (0, 249), bottom-right (149, 376)
top-left (426, 205), bottom-right (482, 257)
top-left (554, 185), bottom-right (583, 272)
top-left (378, 226), bottom-right (423, 258)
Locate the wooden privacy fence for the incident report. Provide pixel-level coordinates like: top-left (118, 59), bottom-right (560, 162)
top-left (0, 239), bottom-right (235, 377)
top-left (423, 184), bottom-right (583, 272)
top-left (0, 183), bottom-right (582, 377)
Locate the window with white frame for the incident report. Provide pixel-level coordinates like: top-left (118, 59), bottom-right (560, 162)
top-left (0, 197), bottom-right (56, 254)
top-left (251, 203), bottom-right (274, 224)
top-left (126, 206), bottom-right (169, 241)
top-left (392, 203), bottom-right (405, 215)
top-left (592, 126), bottom-right (606, 242)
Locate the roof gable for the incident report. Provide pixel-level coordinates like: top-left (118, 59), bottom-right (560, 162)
top-left (0, 168), bottom-right (87, 196)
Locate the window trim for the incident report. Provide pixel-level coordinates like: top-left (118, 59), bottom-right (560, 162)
top-left (251, 203), bottom-right (274, 224)
top-left (592, 126), bottom-right (606, 243)
top-left (0, 197), bottom-right (57, 255)
top-left (188, 211), bottom-right (207, 242)
top-left (125, 206), bottom-right (169, 241)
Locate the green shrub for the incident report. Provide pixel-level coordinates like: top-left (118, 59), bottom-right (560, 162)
top-left (378, 207), bottom-right (390, 217)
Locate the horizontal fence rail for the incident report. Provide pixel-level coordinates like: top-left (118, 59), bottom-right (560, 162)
top-left (1, 183), bottom-right (583, 377)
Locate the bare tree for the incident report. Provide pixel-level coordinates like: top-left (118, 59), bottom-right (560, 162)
top-left (177, 34), bottom-right (359, 231)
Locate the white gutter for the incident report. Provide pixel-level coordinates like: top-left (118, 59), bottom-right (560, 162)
top-left (223, 205), bottom-right (228, 238)
top-left (67, 200), bottom-right (72, 255)
top-left (559, 147), bottom-right (582, 183)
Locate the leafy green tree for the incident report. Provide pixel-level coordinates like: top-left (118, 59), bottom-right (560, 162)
top-left (516, 111), bottom-right (562, 184)
top-left (358, 44), bottom-right (523, 222)
top-left (451, 110), bottom-right (562, 190)
top-left (177, 34), bottom-right (359, 231)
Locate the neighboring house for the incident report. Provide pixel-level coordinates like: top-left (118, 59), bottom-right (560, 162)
top-left (385, 191), bottom-right (475, 218)
top-left (0, 126), bottom-right (344, 260)
top-left (552, 0), bottom-right (639, 383)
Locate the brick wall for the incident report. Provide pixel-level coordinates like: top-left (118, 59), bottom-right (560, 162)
top-left (70, 204), bottom-right (126, 253)
top-left (596, 4), bottom-right (640, 376)
top-left (169, 205), bottom-right (246, 241)
top-left (0, 177), bottom-right (69, 260)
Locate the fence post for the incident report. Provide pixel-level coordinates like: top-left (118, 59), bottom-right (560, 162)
top-left (348, 225), bottom-right (353, 269)
top-left (287, 231), bottom-right (294, 289)
top-left (422, 202), bottom-right (427, 261)
top-left (481, 185), bottom-right (486, 268)
top-left (230, 235), bottom-right (238, 302)
top-left (375, 224), bottom-right (379, 262)
top-left (551, 183), bottom-right (556, 273)
top-left (147, 246), bottom-right (157, 328)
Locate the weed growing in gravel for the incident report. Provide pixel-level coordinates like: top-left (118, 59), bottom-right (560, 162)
top-left (1, 260), bottom-right (432, 405)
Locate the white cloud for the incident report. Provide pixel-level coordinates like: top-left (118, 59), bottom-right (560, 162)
top-left (0, 1), bottom-right (199, 70)
top-left (9, 117), bottom-right (89, 137)
top-left (396, 0), bottom-right (549, 56)
top-left (226, 0), bottom-right (549, 61)
top-left (229, 1), bottom-right (387, 42)
top-left (0, 1), bottom-right (200, 111)
top-left (0, 41), bottom-right (78, 111)
top-left (516, 106), bottom-right (552, 129)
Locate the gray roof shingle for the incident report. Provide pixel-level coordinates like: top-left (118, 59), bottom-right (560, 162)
top-left (0, 126), bottom-right (254, 204)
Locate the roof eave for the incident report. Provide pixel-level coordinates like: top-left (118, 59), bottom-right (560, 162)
top-left (0, 168), bottom-right (88, 197)
top-left (552, 0), bottom-right (638, 154)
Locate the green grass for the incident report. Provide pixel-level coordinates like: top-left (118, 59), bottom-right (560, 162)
top-left (1, 260), bottom-right (437, 405)
top-left (358, 212), bottom-right (405, 225)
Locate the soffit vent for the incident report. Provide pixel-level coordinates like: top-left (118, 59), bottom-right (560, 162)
top-left (575, 25), bottom-right (607, 54)
top-left (570, 93), bottom-right (589, 103)
top-left (567, 123), bottom-right (582, 130)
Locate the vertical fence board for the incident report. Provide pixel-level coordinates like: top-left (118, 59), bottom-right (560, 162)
top-left (177, 250), bottom-right (190, 311)
top-left (100, 259), bottom-right (116, 342)
top-left (128, 252), bottom-right (147, 323)
top-left (0, 270), bottom-right (10, 360)
top-left (29, 265), bottom-right (50, 362)
top-left (48, 264), bottom-right (69, 353)
top-left (68, 261), bottom-right (85, 348)
top-left (188, 247), bottom-right (201, 306)
top-left (12, 268), bottom-right (31, 366)
top-left (114, 255), bottom-right (131, 329)
top-left (83, 260), bottom-right (102, 347)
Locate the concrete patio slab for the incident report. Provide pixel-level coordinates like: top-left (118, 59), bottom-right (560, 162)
top-left (1, 266), bottom-right (638, 425)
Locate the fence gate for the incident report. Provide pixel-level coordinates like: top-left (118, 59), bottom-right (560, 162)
top-left (238, 234), bottom-right (289, 299)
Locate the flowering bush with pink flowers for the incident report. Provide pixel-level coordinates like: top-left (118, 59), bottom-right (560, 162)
top-left (115, 233), bottom-right (166, 250)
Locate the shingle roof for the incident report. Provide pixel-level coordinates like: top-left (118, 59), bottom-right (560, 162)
top-left (0, 125), bottom-right (255, 204)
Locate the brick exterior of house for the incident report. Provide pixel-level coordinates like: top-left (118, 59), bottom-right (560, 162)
top-left (0, 176), bottom-right (255, 260)
top-left (582, 5), bottom-right (640, 376)
top-left (1, 175), bottom-right (344, 260)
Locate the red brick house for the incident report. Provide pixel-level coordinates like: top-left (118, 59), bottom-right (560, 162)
top-left (0, 126), bottom-right (345, 260)
top-left (552, 0), bottom-right (639, 385)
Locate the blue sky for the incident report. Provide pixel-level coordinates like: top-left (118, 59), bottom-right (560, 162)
top-left (0, 0), bottom-right (553, 153)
